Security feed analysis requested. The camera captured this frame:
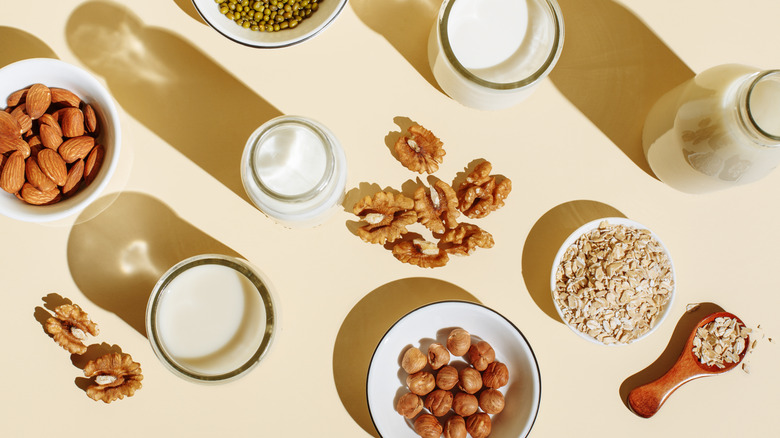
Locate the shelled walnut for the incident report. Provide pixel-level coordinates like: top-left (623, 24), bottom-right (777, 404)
top-left (456, 161), bottom-right (511, 218)
top-left (392, 238), bottom-right (449, 268)
top-left (44, 303), bottom-right (99, 354)
top-left (414, 180), bottom-right (459, 234)
top-left (440, 223), bottom-right (494, 256)
top-left (84, 352), bottom-right (143, 403)
top-left (353, 191), bottom-right (417, 244)
top-left (395, 124), bottom-right (445, 174)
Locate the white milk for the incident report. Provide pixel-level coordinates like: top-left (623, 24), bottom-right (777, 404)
top-left (643, 65), bottom-right (780, 193)
top-left (155, 263), bottom-right (267, 376)
top-left (241, 116), bottom-right (347, 227)
top-left (428, 0), bottom-right (563, 110)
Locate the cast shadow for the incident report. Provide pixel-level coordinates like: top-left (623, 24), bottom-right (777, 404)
top-left (0, 26), bottom-right (58, 68)
top-left (173, 0), bottom-right (208, 25)
top-left (549, 0), bottom-right (695, 177)
top-left (66, 191), bottom-right (241, 337)
top-left (350, 0), bottom-right (441, 91)
top-left (522, 200), bottom-right (625, 322)
top-left (619, 302), bottom-right (724, 411)
top-left (333, 277), bottom-right (480, 437)
top-left (65, 1), bottom-right (283, 204)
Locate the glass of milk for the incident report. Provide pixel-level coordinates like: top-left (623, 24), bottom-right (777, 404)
top-left (428, 0), bottom-right (565, 110)
top-left (145, 254), bottom-right (277, 383)
top-left (241, 115), bottom-right (348, 227)
top-left (643, 65), bottom-right (780, 193)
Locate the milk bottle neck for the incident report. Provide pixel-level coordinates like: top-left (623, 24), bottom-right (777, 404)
top-left (736, 69), bottom-right (780, 147)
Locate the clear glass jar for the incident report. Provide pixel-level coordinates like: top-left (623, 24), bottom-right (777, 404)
top-left (240, 115), bottom-right (347, 227)
top-left (643, 65), bottom-right (780, 193)
top-left (145, 254), bottom-right (277, 383)
top-left (427, 0), bottom-right (564, 110)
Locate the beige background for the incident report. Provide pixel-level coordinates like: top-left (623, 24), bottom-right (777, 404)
top-left (2, 0), bottom-right (779, 436)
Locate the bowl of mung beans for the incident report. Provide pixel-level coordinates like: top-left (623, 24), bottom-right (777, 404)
top-left (192, 0), bottom-right (348, 48)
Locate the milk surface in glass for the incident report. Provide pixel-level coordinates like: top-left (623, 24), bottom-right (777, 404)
top-left (428, 0), bottom-right (563, 110)
top-left (643, 65), bottom-right (780, 193)
top-left (156, 263), bottom-right (267, 376)
top-left (254, 123), bottom-right (328, 197)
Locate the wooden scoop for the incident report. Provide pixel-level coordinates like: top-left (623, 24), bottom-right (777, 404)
top-left (628, 311), bottom-right (749, 418)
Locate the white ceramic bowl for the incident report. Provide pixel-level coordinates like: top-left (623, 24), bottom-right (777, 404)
top-left (0, 58), bottom-right (121, 223)
top-left (191, 0), bottom-right (348, 48)
top-left (550, 217), bottom-right (676, 345)
top-left (367, 301), bottom-right (541, 438)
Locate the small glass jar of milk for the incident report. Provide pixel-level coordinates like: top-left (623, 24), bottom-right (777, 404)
top-left (643, 65), bottom-right (780, 193)
top-left (241, 115), bottom-right (347, 227)
top-left (428, 0), bottom-right (565, 110)
top-left (146, 254), bottom-right (277, 383)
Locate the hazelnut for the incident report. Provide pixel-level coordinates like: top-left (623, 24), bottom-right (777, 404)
top-left (467, 341), bottom-right (495, 371)
top-left (396, 392), bottom-right (424, 418)
top-left (479, 388), bottom-right (505, 414)
top-left (447, 328), bottom-right (471, 356)
top-left (407, 370), bottom-right (436, 396)
top-left (443, 415), bottom-right (467, 438)
top-left (427, 343), bottom-right (450, 370)
top-left (466, 412), bottom-right (492, 438)
top-left (482, 361), bottom-right (509, 388)
top-left (414, 413), bottom-right (443, 438)
top-left (452, 392), bottom-right (478, 417)
top-left (435, 365), bottom-right (458, 390)
top-left (458, 366), bottom-right (482, 394)
top-left (424, 389), bottom-right (453, 417)
top-left (402, 347), bottom-right (428, 374)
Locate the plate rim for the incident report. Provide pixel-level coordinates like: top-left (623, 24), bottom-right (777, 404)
top-left (364, 299), bottom-right (542, 438)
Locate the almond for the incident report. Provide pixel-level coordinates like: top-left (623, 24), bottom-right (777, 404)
top-left (10, 105), bottom-right (32, 134)
top-left (40, 123), bottom-right (63, 150)
top-left (39, 113), bottom-right (62, 133)
top-left (83, 103), bottom-right (98, 133)
top-left (60, 108), bottom-right (85, 138)
top-left (59, 136), bottom-right (94, 163)
top-left (84, 143), bottom-right (104, 184)
top-left (0, 135), bottom-right (27, 154)
top-left (37, 148), bottom-right (67, 186)
top-left (6, 88), bottom-right (28, 107)
top-left (25, 157), bottom-right (56, 191)
top-left (0, 111), bottom-right (22, 137)
top-left (50, 88), bottom-right (81, 108)
top-left (28, 135), bottom-right (42, 149)
top-left (0, 151), bottom-right (25, 193)
top-left (63, 159), bottom-right (85, 195)
top-left (20, 182), bottom-right (60, 205)
top-left (25, 83), bottom-right (52, 119)
top-left (16, 139), bottom-right (31, 158)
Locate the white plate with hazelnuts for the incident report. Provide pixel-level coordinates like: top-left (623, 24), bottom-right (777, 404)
top-left (366, 301), bottom-right (541, 438)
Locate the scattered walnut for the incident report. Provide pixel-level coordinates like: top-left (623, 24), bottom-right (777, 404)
top-left (392, 238), bottom-right (449, 268)
top-left (84, 352), bottom-right (143, 403)
top-left (414, 180), bottom-right (459, 234)
top-left (395, 124), bottom-right (445, 174)
top-left (44, 304), bottom-right (99, 354)
top-left (456, 161), bottom-right (511, 218)
top-left (353, 191), bottom-right (417, 244)
top-left (440, 223), bottom-right (494, 256)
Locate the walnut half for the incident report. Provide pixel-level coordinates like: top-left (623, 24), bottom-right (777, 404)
top-left (395, 125), bottom-right (445, 174)
top-left (84, 352), bottom-right (143, 403)
top-left (414, 180), bottom-right (460, 234)
top-left (353, 191), bottom-right (418, 244)
top-left (440, 223), bottom-right (494, 256)
top-left (392, 238), bottom-right (449, 268)
top-left (44, 304), bottom-right (99, 355)
top-left (456, 161), bottom-right (512, 219)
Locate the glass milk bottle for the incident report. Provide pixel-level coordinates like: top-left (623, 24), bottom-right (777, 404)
top-left (240, 115), bottom-right (347, 227)
top-left (642, 65), bottom-right (780, 193)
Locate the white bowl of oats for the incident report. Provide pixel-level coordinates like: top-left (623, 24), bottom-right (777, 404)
top-left (550, 218), bottom-right (676, 346)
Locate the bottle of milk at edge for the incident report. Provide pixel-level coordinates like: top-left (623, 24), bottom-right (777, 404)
top-left (642, 65), bottom-right (780, 193)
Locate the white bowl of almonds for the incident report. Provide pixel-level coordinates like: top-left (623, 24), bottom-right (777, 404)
top-left (550, 218), bottom-right (676, 345)
top-left (0, 58), bottom-right (121, 222)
